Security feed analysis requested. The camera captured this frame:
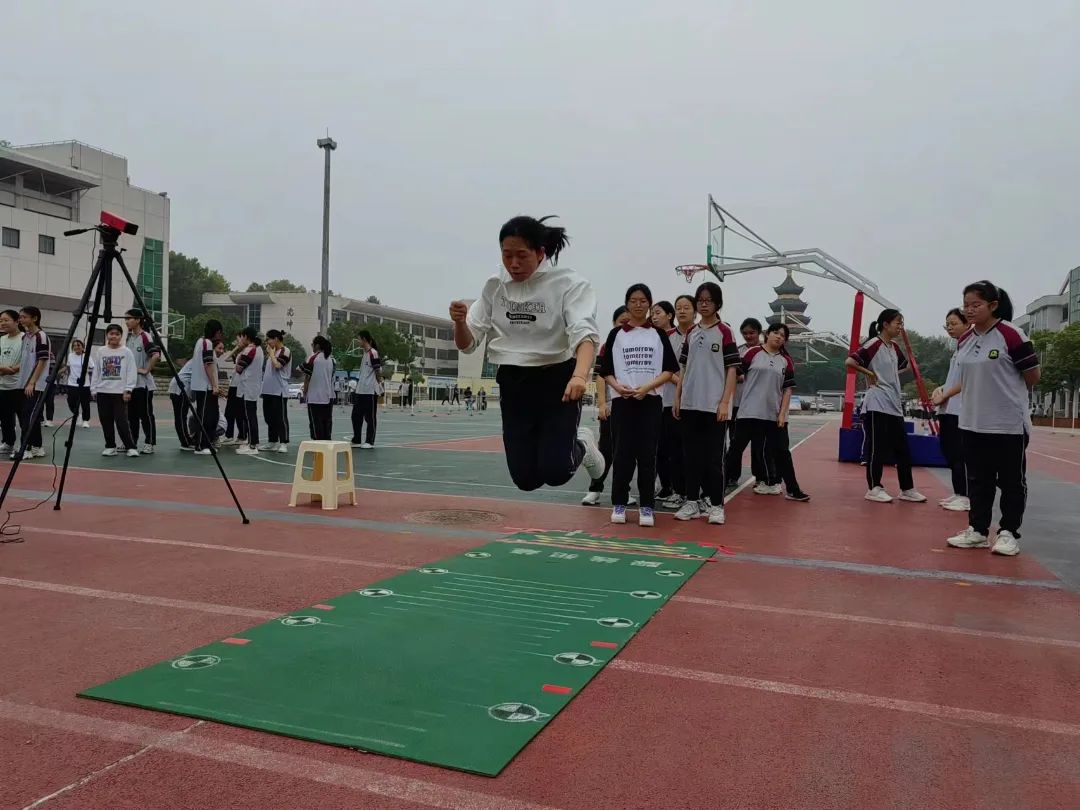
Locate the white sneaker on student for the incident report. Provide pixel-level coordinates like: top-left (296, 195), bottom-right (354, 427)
top-left (0, 443), bottom-right (10, 453)
top-left (30, 447), bottom-right (46, 458)
top-left (938, 494), bottom-right (958, 507)
top-left (126, 448), bottom-right (140, 458)
top-left (662, 494), bottom-right (686, 509)
top-left (81, 421), bottom-right (91, 429)
top-left (275, 444), bottom-right (290, 454)
top-left (943, 496), bottom-right (970, 512)
top-left (236, 445), bottom-right (256, 455)
top-left (194, 448), bottom-right (212, 456)
top-left (991, 530), bottom-right (1021, 556)
top-left (765, 484), bottom-right (783, 495)
top-left (946, 526), bottom-right (989, 549)
top-left (577, 427), bottom-right (604, 480)
top-left (141, 444), bottom-right (154, 455)
top-left (258, 443), bottom-right (275, 451)
top-left (864, 487), bottom-right (893, 503)
top-left (707, 504), bottom-right (726, 525)
top-left (674, 500), bottom-right (702, 521)
top-left (752, 482), bottom-right (770, 495)
top-left (899, 489), bottom-right (927, 503)
top-left (638, 507), bottom-right (655, 527)
top-left (102, 448), bottom-right (117, 457)
top-left (581, 491), bottom-right (601, 506)
top-left (611, 505), bottom-right (627, 524)
top-left (42, 420), bottom-right (53, 428)
top-left (360, 442), bottom-right (374, 449)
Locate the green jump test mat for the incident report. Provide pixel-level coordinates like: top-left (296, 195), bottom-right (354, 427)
top-left (79, 531), bottom-right (715, 775)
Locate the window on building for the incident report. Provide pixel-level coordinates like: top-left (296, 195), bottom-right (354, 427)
top-left (426, 326), bottom-right (437, 339)
top-left (424, 347), bottom-right (437, 359)
top-left (246, 303), bottom-right (262, 331)
top-left (437, 329), bottom-right (452, 341)
top-left (38, 234), bottom-right (55, 255)
top-left (1, 227), bottom-right (19, 249)
top-left (136, 238), bottom-right (164, 325)
top-left (412, 324), bottom-right (423, 336)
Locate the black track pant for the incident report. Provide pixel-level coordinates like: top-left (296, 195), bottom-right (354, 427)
top-left (44, 386), bottom-right (55, 421)
top-left (0, 389), bottom-right (20, 446)
top-left (937, 414), bottom-right (967, 497)
top-left (588, 417), bottom-right (613, 493)
top-left (171, 393), bottom-right (192, 448)
top-left (67, 386), bottom-right (91, 421)
top-left (18, 391), bottom-right (43, 449)
top-left (680, 409), bottom-right (727, 504)
top-left (97, 393), bottom-right (135, 450)
top-left (262, 395), bottom-right (289, 444)
top-left (739, 418), bottom-right (803, 492)
top-left (351, 393), bottom-right (378, 444)
top-left (962, 430), bottom-right (1028, 538)
top-left (224, 387), bottom-right (246, 440)
top-left (193, 391), bottom-right (219, 451)
top-left (725, 407), bottom-right (751, 485)
top-left (497, 361), bottom-right (584, 492)
top-left (307, 403), bottom-right (333, 440)
top-left (660, 407), bottom-right (684, 497)
top-left (862, 410), bottom-right (913, 491)
top-left (611, 396), bottom-right (662, 508)
top-left (242, 399), bottom-right (259, 447)
top-left (127, 387), bottom-right (156, 446)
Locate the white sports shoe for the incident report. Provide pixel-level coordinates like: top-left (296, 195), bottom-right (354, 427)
top-left (581, 491), bottom-right (601, 506)
top-left (126, 448), bottom-right (140, 458)
top-left (707, 505), bottom-right (726, 525)
top-left (947, 527), bottom-right (989, 549)
top-left (611, 505), bottom-right (627, 524)
top-left (577, 427), bottom-right (605, 480)
top-left (258, 443), bottom-right (275, 451)
top-left (275, 444), bottom-right (290, 454)
top-left (899, 489), bottom-right (927, 503)
top-left (674, 500), bottom-right (702, 521)
top-left (943, 496), bottom-right (970, 512)
top-left (42, 420), bottom-right (53, 428)
top-left (360, 442), bottom-right (374, 449)
top-left (30, 447), bottom-right (46, 458)
top-left (991, 530), bottom-right (1021, 556)
top-left (662, 494), bottom-right (686, 509)
top-left (765, 484), bottom-right (782, 495)
top-left (141, 444), bottom-right (154, 455)
top-left (638, 507), bottom-right (655, 527)
top-left (81, 421), bottom-right (91, 429)
top-left (102, 448), bottom-right (117, 457)
top-left (865, 487), bottom-right (893, 503)
top-left (938, 494), bottom-right (958, 506)
top-left (0, 443), bottom-right (10, 453)
top-left (753, 482), bottom-right (770, 495)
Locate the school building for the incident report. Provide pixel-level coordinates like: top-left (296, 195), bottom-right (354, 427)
top-left (0, 140), bottom-right (171, 343)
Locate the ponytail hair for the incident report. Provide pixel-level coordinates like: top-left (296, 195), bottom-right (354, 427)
top-left (963, 280), bottom-right (1014, 322)
top-left (868, 308), bottom-right (902, 340)
top-left (19, 306), bottom-right (42, 327)
top-left (498, 215), bottom-right (569, 265)
top-left (312, 335), bottom-right (332, 358)
top-left (358, 329), bottom-right (378, 352)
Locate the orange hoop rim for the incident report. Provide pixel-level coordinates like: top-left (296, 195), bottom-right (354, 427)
top-left (674, 264), bottom-right (709, 283)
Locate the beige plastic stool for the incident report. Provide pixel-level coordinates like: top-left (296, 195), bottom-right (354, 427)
top-left (289, 440), bottom-right (357, 510)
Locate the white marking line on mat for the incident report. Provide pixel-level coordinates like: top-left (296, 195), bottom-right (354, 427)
top-left (1, 701), bottom-right (560, 810)
top-left (608, 660), bottom-right (1080, 737)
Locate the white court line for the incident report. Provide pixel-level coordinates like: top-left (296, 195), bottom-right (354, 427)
top-left (1029, 450), bottom-right (1080, 466)
top-left (448, 570), bottom-right (641, 596)
top-left (391, 597), bottom-right (570, 629)
top-left (724, 421), bottom-right (828, 504)
top-left (0, 701), bottom-right (559, 810)
top-left (608, 660), bottom-right (1080, 737)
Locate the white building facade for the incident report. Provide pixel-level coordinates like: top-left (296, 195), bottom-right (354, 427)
top-left (0, 141), bottom-right (170, 343)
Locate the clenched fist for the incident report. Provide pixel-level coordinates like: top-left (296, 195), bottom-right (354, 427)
top-left (449, 301), bottom-right (469, 323)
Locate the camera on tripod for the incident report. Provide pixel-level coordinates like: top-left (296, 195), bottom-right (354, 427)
top-left (63, 210), bottom-right (139, 239)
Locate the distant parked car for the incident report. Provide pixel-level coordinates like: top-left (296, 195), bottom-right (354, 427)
top-left (789, 396), bottom-right (803, 411)
top-left (818, 401), bottom-right (836, 411)
top-left (287, 383), bottom-right (304, 400)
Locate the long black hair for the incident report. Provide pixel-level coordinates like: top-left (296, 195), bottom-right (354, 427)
top-left (624, 283), bottom-right (653, 306)
top-left (312, 335), bottom-right (332, 358)
top-left (868, 308), bottom-right (902, 340)
top-left (19, 306), bottom-right (42, 328)
top-left (963, 280), bottom-right (1014, 322)
top-left (946, 307), bottom-right (967, 324)
top-left (611, 305), bottom-right (628, 325)
top-left (358, 329), bottom-right (378, 352)
top-left (498, 215), bottom-right (569, 265)
top-left (694, 281), bottom-right (724, 312)
top-left (765, 322), bottom-right (791, 356)
top-left (203, 319), bottom-right (224, 340)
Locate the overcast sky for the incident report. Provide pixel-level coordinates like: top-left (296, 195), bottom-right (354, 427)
top-left (6, 0), bottom-right (1078, 335)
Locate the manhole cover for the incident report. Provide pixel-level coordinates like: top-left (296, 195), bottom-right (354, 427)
top-left (406, 509), bottom-right (503, 526)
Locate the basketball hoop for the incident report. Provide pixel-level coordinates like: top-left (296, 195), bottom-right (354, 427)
top-left (675, 264), bottom-right (709, 284)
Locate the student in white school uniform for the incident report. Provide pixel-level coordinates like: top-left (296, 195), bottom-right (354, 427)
top-left (60, 338), bottom-right (94, 428)
top-left (15, 306), bottom-right (50, 460)
top-left (0, 309), bottom-right (23, 454)
top-left (581, 306), bottom-right (633, 506)
top-left (450, 215), bottom-right (604, 492)
top-left (846, 309), bottom-right (927, 504)
top-left (302, 335), bottom-right (336, 440)
top-left (92, 324), bottom-right (140, 458)
top-left (672, 282), bottom-right (741, 525)
top-left (724, 317), bottom-right (764, 489)
top-left (737, 323), bottom-right (811, 501)
top-left (123, 309), bottom-right (160, 454)
top-left (930, 308), bottom-right (970, 512)
top-left (188, 319), bottom-right (225, 455)
top-left (939, 282), bottom-right (1040, 556)
top-left (233, 326), bottom-right (264, 454)
top-left (350, 330), bottom-right (382, 448)
top-left (656, 295), bottom-right (696, 509)
top-left (260, 330), bottom-right (292, 453)
top-left (599, 284), bottom-right (679, 527)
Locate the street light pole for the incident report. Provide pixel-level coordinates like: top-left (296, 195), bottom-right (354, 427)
top-left (316, 135), bottom-right (337, 336)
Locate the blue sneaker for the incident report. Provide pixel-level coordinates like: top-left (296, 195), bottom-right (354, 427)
top-left (611, 505), bottom-right (627, 524)
top-left (639, 507), bottom-right (655, 527)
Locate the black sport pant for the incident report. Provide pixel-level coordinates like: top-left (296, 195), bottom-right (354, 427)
top-left (725, 407), bottom-right (750, 485)
top-left (739, 418), bottom-right (779, 484)
top-left (193, 390), bottom-right (219, 451)
top-left (862, 410), bottom-right (913, 491)
top-left (680, 409), bottom-right (727, 504)
top-left (44, 386), bottom-right (55, 421)
top-left (307, 403), bottom-right (333, 440)
top-left (0, 389), bottom-right (20, 446)
top-left (224, 387), bottom-right (246, 440)
top-left (497, 361), bottom-right (584, 492)
top-left (171, 393), bottom-right (192, 448)
top-left (937, 414), bottom-right (967, 497)
top-left (611, 396), bottom-right (662, 508)
top-left (962, 430), bottom-right (1028, 538)
top-left (66, 386), bottom-right (92, 421)
top-left (97, 393), bottom-right (135, 450)
top-left (588, 417), bottom-right (613, 493)
top-left (127, 387), bottom-right (156, 446)
top-left (18, 390), bottom-right (43, 449)
top-left (660, 407), bottom-right (684, 497)
top-left (262, 395), bottom-right (289, 445)
top-left (351, 393), bottom-right (378, 444)
top-left (242, 398), bottom-right (259, 447)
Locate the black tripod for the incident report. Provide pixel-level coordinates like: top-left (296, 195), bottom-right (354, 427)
top-left (0, 217), bottom-right (250, 523)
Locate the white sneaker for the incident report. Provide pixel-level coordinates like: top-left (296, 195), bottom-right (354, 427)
top-left (947, 526), bottom-right (989, 549)
top-left (141, 444), bottom-right (154, 455)
top-left (81, 421), bottom-right (90, 429)
top-left (938, 494), bottom-right (958, 506)
top-left (42, 420), bottom-right (53, 428)
top-left (219, 438), bottom-right (239, 446)
top-left (236, 445), bottom-right (257, 455)
top-left (662, 494), bottom-right (686, 509)
top-left (360, 442), bottom-right (374, 449)
top-left (194, 448), bottom-right (212, 456)
top-left (943, 496), bottom-right (970, 512)
top-left (258, 443), bottom-right (275, 451)
top-left (581, 491), bottom-right (601, 506)
top-left (0, 443), bottom-right (10, 453)
top-left (638, 507), bottom-right (654, 527)
top-left (865, 487), bottom-right (893, 503)
top-left (991, 530), bottom-right (1021, 556)
top-left (766, 484), bottom-right (782, 495)
top-left (708, 505), bottom-right (726, 524)
top-left (611, 505), bottom-right (627, 524)
top-left (102, 448), bottom-right (117, 457)
top-left (126, 448), bottom-right (140, 458)
top-left (753, 482), bottom-right (770, 495)
top-left (899, 489), bottom-right (927, 503)
top-left (30, 447), bottom-right (45, 458)
top-left (674, 500), bottom-right (702, 521)
top-left (577, 427), bottom-right (605, 480)
top-left (275, 444), bottom-right (290, 454)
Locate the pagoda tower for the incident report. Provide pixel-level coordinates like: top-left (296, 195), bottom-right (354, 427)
top-left (767, 269), bottom-right (811, 334)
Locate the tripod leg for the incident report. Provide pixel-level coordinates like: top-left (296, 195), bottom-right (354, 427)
top-left (113, 252), bottom-right (250, 524)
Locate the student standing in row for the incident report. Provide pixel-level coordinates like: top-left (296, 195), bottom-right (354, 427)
top-left (931, 308), bottom-right (970, 512)
top-left (303, 335), bottom-right (336, 440)
top-left (0, 310), bottom-right (23, 454)
top-left (846, 309), bottom-right (927, 504)
top-left (673, 282), bottom-right (740, 524)
top-left (61, 339), bottom-right (94, 428)
top-left (233, 327), bottom-right (263, 455)
top-left (942, 282), bottom-right (1039, 556)
top-left (737, 324), bottom-right (810, 501)
top-left (581, 306), bottom-right (630, 505)
top-left (450, 215), bottom-right (604, 492)
top-left (725, 318), bottom-right (763, 488)
top-left (15, 306), bottom-right (49, 459)
top-left (650, 300), bottom-right (677, 502)
top-left (221, 333), bottom-right (247, 447)
top-left (658, 294), bottom-right (696, 509)
top-left (350, 330), bottom-right (381, 448)
top-left (168, 357), bottom-right (194, 449)
top-left (188, 319), bottom-right (224, 456)
top-left (600, 284), bottom-right (678, 526)
top-left (124, 309), bottom-right (159, 454)
top-left (260, 330), bottom-right (292, 453)
top-left (93, 324), bottom-right (140, 457)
